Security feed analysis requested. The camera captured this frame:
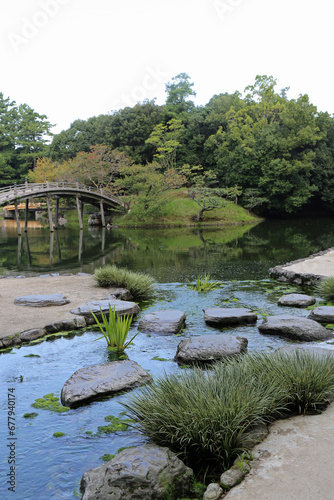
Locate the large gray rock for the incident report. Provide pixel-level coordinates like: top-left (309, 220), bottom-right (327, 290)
top-left (70, 299), bottom-right (139, 319)
top-left (138, 310), bottom-right (186, 335)
top-left (80, 444), bottom-right (193, 500)
top-left (308, 306), bottom-right (334, 323)
top-left (61, 360), bottom-right (151, 407)
top-left (14, 293), bottom-right (70, 307)
top-left (258, 314), bottom-right (333, 341)
top-left (204, 307), bottom-right (257, 326)
top-left (174, 334), bottom-right (248, 364)
top-left (277, 293), bottom-right (316, 307)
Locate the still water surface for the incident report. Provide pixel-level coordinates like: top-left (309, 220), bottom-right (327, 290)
top-left (1, 217), bottom-right (334, 499)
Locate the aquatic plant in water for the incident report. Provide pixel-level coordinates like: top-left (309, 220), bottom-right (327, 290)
top-left (91, 305), bottom-right (138, 352)
top-left (187, 273), bottom-right (221, 292)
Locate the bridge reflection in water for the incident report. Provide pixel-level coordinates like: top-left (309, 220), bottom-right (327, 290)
top-left (13, 225), bottom-right (109, 270)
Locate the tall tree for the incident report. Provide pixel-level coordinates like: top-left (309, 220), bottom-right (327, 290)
top-left (164, 73), bottom-right (196, 118)
top-left (13, 103), bottom-right (54, 176)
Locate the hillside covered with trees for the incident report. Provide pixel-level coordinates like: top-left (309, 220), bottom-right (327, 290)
top-left (1, 74), bottom-right (334, 217)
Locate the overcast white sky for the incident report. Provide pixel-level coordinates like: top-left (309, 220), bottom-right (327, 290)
top-left (1, 0), bottom-right (333, 135)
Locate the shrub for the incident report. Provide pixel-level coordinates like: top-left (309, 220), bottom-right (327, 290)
top-left (315, 276), bottom-right (334, 302)
top-left (94, 265), bottom-right (155, 301)
top-left (91, 304), bottom-right (138, 352)
top-left (122, 351), bottom-right (334, 474)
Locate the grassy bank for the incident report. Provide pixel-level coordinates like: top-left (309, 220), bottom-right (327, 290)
top-left (113, 190), bottom-right (260, 227)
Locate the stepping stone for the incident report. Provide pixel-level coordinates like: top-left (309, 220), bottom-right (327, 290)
top-left (203, 307), bottom-right (257, 326)
top-left (276, 344), bottom-right (334, 357)
top-left (14, 293), bottom-right (70, 307)
top-left (174, 334), bottom-right (248, 364)
top-left (308, 306), bottom-right (334, 323)
top-left (258, 314), bottom-right (333, 341)
top-left (138, 310), bottom-right (186, 335)
top-left (70, 299), bottom-right (139, 318)
top-left (61, 360), bottom-right (151, 407)
top-left (277, 293), bottom-right (316, 307)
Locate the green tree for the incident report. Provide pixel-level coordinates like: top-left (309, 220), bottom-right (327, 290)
top-left (145, 118), bottom-right (184, 171)
top-left (13, 103), bottom-right (54, 176)
top-left (165, 72), bottom-right (196, 116)
top-left (206, 76), bottom-right (324, 214)
top-left (61, 145), bottom-right (133, 193)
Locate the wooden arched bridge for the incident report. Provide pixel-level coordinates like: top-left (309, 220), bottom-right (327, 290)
top-left (0, 180), bottom-right (124, 234)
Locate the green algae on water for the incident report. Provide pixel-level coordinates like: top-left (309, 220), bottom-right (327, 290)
top-left (32, 393), bottom-right (70, 413)
top-left (53, 432), bottom-right (66, 438)
top-left (23, 412), bottom-right (38, 419)
top-left (97, 415), bottom-right (135, 434)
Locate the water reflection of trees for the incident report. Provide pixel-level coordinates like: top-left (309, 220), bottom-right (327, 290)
top-left (2, 217), bottom-right (334, 280)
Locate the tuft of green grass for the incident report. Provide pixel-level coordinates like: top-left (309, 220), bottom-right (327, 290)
top-left (94, 265), bottom-right (155, 301)
top-left (91, 304), bottom-right (137, 353)
top-left (122, 351), bottom-right (334, 474)
top-left (187, 273), bottom-right (221, 292)
top-left (315, 276), bottom-right (334, 302)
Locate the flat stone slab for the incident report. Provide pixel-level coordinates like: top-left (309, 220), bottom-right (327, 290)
top-left (61, 360), bottom-right (151, 407)
top-left (80, 444), bottom-right (193, 500)
top-left (138, 310), bottom-right (186, 335)
top-left (308, 306), bottom-right (334, 323)
top-left (276, 344), bottom-right (334, 357)
top-left (277, 293), bottom-right (316, 307)
top-left (258, 314), bottom-right (333, 341)
top-left (174, 334), bottom-right (248, 364)
top-left (14, 293), bottom-right (70, 307)
top-left (203, 307), bottom-right (257, 326)
top-left (70, 299), bottom-right (139, 318)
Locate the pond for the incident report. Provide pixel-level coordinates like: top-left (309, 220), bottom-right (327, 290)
top-left (1, 216), bottom-right (334, 499)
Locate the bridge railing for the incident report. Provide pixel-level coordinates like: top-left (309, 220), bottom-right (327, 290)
top-left (0, 181), bottom-right (122, 206)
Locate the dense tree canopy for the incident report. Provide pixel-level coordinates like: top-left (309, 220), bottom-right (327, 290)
top-left (0, 93), bottom-right (53, 184)
top-left (3, 74), bottom-right (334, 217)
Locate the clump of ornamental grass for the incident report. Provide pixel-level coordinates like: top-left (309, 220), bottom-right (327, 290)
top-left (245, 350), bottom-right (334, 413)
top-left (94, 265), bottom-right (155, 302)
top-left (122, 356), bottom-right (287, 473)
top-left (91, 305), bottom-right (138, 353)
top-left (315, 276), bottom-right (334, 302)
top-left (122, 351), bottom-right (334, 474)
top-left (187, 273), bottom-right (221, 292)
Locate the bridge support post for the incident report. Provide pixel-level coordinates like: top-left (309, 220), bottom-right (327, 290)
top-left (54, 197), bottom-right (59, 229)
top-left (14, 200), bottom-right (22, 236)
top-left (46, 194), bottom-right (54, 232)
top-left (100, 200), bottom-right (105, 227)
top-left (76, 194), bottom-right (83, 230)
top-left (24, 199), bottom-right (29, 232)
